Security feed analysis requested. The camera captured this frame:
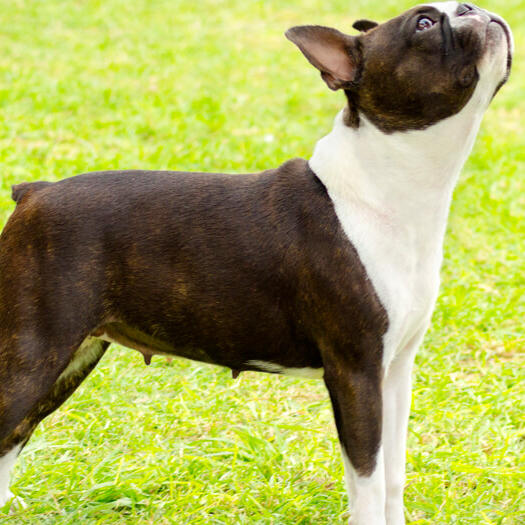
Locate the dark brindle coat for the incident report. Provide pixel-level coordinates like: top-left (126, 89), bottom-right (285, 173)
top-left (0, 159), bottom-right (386, 474)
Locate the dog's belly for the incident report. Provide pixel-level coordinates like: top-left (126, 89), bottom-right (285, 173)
top-left (92, 320), bottom-right (324, 376)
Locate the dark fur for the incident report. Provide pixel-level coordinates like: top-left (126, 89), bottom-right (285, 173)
top-left (0, 159), bottom-right (387, 475)
top-left (345, 5), bottom-right (484, 132)
top-left (11, 181), bottom-right (52, 204)
top-left (352, 19), bottom-right (378, 33)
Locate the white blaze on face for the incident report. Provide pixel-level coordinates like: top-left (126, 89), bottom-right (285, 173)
top-left (427, 1), bottom-right (459, 17)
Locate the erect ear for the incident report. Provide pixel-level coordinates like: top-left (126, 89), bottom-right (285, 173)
top-left (352, 19), bottom-right (378, 32)
top-left (285, 25), bottom-right (359, 91)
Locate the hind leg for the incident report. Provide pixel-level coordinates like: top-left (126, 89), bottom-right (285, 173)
top-left (0, 337), bottom-right (109, 508)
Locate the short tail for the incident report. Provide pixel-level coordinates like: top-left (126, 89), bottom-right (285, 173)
top-left (11, 181), bottom-right (52, 204)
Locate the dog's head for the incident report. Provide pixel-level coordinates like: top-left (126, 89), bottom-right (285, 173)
top-left (286, 2), bottom-right (512, 133)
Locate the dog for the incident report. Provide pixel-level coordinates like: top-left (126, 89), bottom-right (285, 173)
top-left (0, 3), bottom-right (512, 523)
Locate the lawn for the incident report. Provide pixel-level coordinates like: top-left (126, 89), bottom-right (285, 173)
top-left (0, 0), bottom-right (523, 523)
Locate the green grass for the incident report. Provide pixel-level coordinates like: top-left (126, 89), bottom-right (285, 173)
top-left (0, 0), bottom-right (523, 523)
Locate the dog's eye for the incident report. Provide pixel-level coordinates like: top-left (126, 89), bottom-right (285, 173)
top-left (416, 16), bottom-right (435, 31)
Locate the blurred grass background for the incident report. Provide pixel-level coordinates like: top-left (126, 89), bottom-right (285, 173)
top-left (0, 0), bottom-right (523, 523)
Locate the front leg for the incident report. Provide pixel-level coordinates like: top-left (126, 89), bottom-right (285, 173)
top-left (382, 328), bottom-right (427, 524)
top-left (324, 356), bottom-right (386, 525)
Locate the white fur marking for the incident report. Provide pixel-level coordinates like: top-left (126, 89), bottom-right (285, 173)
top-left (428, 1), bottom-right (459, 17)
top-left (245, 360), bottom-right (324, 379)
top-left (0, 445), bottom-right (21, 507)
top-left (382, 340), bottom-right (421, 525)
top-left (343, 447), bottom-right (386, 525)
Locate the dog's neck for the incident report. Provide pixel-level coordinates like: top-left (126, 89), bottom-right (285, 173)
top-left (309, 94), bottom-right (490, 361)
top-left (309, 94), bottom-right (487, 252)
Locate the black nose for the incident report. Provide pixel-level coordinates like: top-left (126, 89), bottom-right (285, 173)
top-left (457, 3), bottom-right (476, 16)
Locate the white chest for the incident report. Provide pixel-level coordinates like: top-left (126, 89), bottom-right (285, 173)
top-left (329, 193), bottom-right (443, 365)
top-left (309, 107), bottom-right (484, 367)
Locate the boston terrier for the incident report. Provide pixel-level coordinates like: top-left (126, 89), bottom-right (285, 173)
top-left (0, 3), bottom-right (512, 523)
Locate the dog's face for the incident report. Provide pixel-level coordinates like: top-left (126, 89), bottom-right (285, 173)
top-left (287, 2), bottom-right (512, 132)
